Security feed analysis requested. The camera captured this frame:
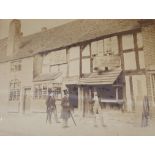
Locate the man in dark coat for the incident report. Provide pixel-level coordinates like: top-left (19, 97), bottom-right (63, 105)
top-left (141, 96), bottom-right (150, 127)
top-left (45, 88), bottom-right (59, 124)
top-left (61, 90), bottom-right (71, 128)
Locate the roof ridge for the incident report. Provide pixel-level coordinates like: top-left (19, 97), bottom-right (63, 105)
top-left (21, 19), bottom-right (79, 39)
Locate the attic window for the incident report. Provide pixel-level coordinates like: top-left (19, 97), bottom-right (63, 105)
top-left (10, 60), bottom-right (22, 72)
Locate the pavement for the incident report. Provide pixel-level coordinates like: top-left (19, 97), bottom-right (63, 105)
top-left (0, 110), bottom-right (155, 136)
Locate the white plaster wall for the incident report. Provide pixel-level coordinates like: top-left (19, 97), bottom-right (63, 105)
top-left (0, 57), bottom-right (33, 113)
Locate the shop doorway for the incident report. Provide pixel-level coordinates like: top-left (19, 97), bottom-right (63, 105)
top-left (67, 85), bottom-right (78, 108)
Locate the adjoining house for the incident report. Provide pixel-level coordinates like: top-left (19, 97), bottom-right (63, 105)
top-left (0, 19), bottom-right (155, 118)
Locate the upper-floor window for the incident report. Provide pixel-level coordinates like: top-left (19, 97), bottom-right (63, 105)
top-left (9, 79), bottom-right (21, 101)
top-left (10, 60), bottom-right (22, 72)
top-left (44, 49), bottom-right (67, 66)
top-left (91, 36), bottom-right (119, 56)
top-left (68, 46), bottom-right (80, 76)
top-left (122, 32), bottom-right (144, 70)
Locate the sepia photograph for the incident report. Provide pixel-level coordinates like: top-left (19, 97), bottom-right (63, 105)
top-left (0, 19), bottom-right (155, 136)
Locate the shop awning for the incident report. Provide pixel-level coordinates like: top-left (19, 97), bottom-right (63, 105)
top-left (79, 69), bottom-right (122, 85)
top-left (33, 72), bottom-right (62, 82)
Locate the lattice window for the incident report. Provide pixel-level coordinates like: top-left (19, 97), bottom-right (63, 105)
top-left (10, 60), bottom-right (22, 72)
top-left (9, 79), bottom-right (21, 101)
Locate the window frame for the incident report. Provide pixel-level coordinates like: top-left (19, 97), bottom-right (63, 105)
top-left (9, 79), bottom-right (21, 101)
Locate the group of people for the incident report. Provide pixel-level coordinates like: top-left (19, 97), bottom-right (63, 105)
top-left (45, 88), bottom-right (71, 128)
top-left (45, 88), bottom-right (106, 128)
top-left (45, 88), bottom-right (151, 128)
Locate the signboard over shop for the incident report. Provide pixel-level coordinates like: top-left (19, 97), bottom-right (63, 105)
top-left (93, 55), bottom-right (121, 70)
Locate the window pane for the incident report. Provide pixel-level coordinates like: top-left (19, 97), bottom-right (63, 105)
top-left (82, 58), bottom-right (90, 74)
top-left (59, 64), bottom-right (67, 77)
top-left (111, 36), bottom-right (119, 54)
top-left (139, 50), bottom-right (145, 69)
top-left (123, 52), bottom-right (137, 70)
top-left (69, 46), bottom-right (80, 59)
top-left (91, 41), bottom-right (98, 56)
top-left (50, 65), bottom-right (59, 73)
top-left (137, 32), bottom-right (143, 48)
top-left (48, 49), bottom-right (66, 65)
top-left (82, 44), bottom-right (90, 57)
top-left (104, 38), bottom-right (111, 55)
top-left (97, 40), bottom-right (103, 56)
top-left (122, 34), bottom-right (134, 50)
top-left (69, 60), bottom-right (79, 76)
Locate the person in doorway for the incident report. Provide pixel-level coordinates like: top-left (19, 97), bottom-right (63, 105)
top-left (45, 88), bottom-right (59, 124)
top-left (141, 96), bottom-right (150, 127)
top-left (61, 90), bottom-right (71, 128)
top-left (93, 91), bottom-right (106, 127)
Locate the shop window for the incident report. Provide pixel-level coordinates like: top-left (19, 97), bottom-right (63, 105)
top-left (33, 83), bottom-right (61, 100)
top-left (9, 79), bottom-right (21, 101)
top-left (10, 60), bottom-right (22, 72)
top-left (34, 84), bottom-right (42, 99)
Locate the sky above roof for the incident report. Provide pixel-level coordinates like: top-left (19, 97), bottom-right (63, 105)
top-left (0, 19), bottom-right (75, 39)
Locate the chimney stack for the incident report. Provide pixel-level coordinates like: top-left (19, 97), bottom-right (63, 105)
top-left (7, 19), bottom-right (21, 56)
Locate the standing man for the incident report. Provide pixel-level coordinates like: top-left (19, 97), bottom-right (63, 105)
top-left (93, 90), bottom-right (105, 127)
top-left (45, 88), bottom-right (59, 124)
top-left (141, 96), bottom-right (150, 127)
top-left (61, 89), bottom-right (71, 128)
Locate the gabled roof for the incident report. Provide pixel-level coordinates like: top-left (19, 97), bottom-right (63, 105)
top-left (0, 19), bottom-right (141, 63)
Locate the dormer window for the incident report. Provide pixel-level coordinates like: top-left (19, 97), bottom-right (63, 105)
top-left (10, 60), bottom-right (22, 72)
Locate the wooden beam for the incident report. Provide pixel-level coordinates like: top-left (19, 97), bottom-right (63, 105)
top-left (118, 35), bottom-right (127, 111)
top-left (66, 48), bottom-right (69, 77)
top-left (123, 47), bottom-right (143, 53)
top-left (125, 69), bottom-right (146, 75)
top-left (80, 46), bottom-right (82, 78)
top-left (133, 32), bottom-right (140, 70)
top-left (129, 76), bottom-right (135, 111)
top-left (89, 43), bottom-right (93, 73)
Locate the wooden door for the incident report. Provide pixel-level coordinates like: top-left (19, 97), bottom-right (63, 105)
top-left (23, 88), bottom-right (31, 113)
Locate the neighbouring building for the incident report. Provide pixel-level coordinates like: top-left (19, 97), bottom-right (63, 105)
top-left (0, 19), bottom-right (155, 118)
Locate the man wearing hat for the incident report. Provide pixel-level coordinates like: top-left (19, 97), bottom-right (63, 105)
top-left (45, 88), bottom-right (59, 124)
top-left (61, 89), bottom-right (71, 128)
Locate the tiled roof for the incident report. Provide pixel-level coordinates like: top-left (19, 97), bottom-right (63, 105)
top-left (0, 19), bottom-right (141, 63)
top-left (79, 69), bottom-right (122, 85)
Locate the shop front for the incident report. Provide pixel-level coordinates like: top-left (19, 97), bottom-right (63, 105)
top-left (79, 69), bottom-right (124, 116)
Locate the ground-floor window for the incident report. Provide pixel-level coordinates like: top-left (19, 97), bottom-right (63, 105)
top-left (33, 83), bottom-right (62, 100)
top-left (9, 79), bottom-right (21, 101)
